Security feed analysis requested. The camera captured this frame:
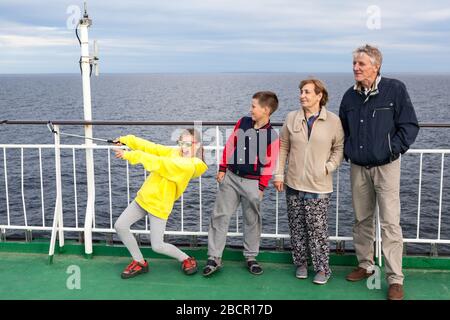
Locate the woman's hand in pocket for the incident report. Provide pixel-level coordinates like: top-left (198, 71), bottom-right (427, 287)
top-left (273, 181), bottom-right (284, 192)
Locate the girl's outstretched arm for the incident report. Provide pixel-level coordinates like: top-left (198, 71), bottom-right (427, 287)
top-left (119, 135), bottom-right (175, 156)
top-left (121, 150), bottom-right (206, 182)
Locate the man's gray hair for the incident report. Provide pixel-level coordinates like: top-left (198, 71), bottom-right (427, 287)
top-left (353, 44), bottom-right (383, 73)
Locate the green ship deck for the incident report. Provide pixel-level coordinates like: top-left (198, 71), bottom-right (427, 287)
top-left (0, 241), bottom-right (449, 300)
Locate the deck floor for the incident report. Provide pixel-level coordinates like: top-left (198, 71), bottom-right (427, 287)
top-left (0, 251), bottom-right (449, 300)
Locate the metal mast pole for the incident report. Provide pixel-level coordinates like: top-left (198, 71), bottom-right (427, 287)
top-left (78, 2), bottom-right (95, 258)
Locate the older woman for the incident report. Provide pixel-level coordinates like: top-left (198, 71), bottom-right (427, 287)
top-left (273, 79), bottom-right (344, 284)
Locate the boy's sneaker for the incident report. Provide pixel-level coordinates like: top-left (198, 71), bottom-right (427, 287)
top-left (313, 271), bottom-right (330, 285)
top-left (121, 260), bottom-right (149, 279)
top-left (182, 257), bottom-right (198, 275)
top-left (202, 259), bottom-right (222, 277)
top-left (296, 265), bottom-right (308, 279)
top-left (247, 260), bottom-right (263, 275)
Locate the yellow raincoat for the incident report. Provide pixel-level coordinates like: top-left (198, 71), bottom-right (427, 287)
top-left (119, 135), bottom-right (208, 220)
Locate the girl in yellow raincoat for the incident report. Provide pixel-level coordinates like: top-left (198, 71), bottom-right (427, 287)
top-left (113, 129), bottom-right (208, 279)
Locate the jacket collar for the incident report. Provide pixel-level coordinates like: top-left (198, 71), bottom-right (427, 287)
top-left (354, 75), bottom-right (381, 92)
top-left (293, 107), bottom-right (327, 132)
top-left (252, 118), bottom-right (271, 130)
top-left (354, 75), bottom-right (381, 103)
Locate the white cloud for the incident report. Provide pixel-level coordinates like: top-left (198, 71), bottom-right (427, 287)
top-left (0, 20), bottom-right (74, 48)
top-left (413, 8), bottom-right (450, 22)
top-left (0, 34), bottom-right (73, 47)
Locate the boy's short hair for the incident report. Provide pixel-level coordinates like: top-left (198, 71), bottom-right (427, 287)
top-left (252, 91), bottom-right (279, 115)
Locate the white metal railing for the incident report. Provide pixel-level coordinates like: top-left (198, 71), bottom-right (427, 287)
top-left (0, 126), bottom-right (449, 264)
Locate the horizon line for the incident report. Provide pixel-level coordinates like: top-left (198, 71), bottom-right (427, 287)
top-left (2, 71), bottom-right (450, 76)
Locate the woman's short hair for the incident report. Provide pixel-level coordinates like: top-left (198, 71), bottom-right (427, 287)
top-left (299, 78), bottom-right (329, 107)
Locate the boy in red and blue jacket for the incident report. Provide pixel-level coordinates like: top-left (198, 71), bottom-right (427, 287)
top-left (204, 91), bottom-right (280, 276)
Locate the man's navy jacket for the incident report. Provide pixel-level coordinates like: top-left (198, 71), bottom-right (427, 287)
top-left (339, 77), bottom-right (419, 167)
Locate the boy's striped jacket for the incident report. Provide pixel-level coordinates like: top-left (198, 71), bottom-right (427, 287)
top-left (219, 116), bottom-right (279, 191)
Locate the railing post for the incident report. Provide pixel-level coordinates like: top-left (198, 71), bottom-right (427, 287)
top-left (190, 235), bottom-right (198, 247)
top-left (375, 203), bottom-right (382, 267)
top-left (0, 228), bottom-right (6, 242)
top-left (78, 231), bottom-right (84, 244)
top-left (437, 153), bottom-right (444, 241)
top-left (136, 233), bottom-right (142, 247)
top-left (20, 148), bottom-right (28, 230)
top-left (48, 124), bottom-right (64, 264)
top-left (181, 193), bottom-right (184, 232)
top-left (276, 238), bottom-right (284, 251)
top-left (106, 233), bottom-right (114, 246)
top-left (3, 147), bottom-right (10, 227)
top-left (195, 120), bottom-right (203, 233)
top-left (430, 243), bottom-right (438, 257)
top-left (335, 168), bottom-right (340, 239)
top-left (336, 240), bottom-right (345, 255)
top-left (416, 153), bottom-right (423, 240)
top-left (25, 230), bottom-right (33, 243)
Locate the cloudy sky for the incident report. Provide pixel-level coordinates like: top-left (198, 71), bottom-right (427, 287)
top-left (1, 0), bottom-right (449, 73)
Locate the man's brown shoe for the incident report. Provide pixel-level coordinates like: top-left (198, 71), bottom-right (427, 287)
top-left (388, 284), bottom-right (404, 300)
top-left (346, 267), bottom-right (374, 281)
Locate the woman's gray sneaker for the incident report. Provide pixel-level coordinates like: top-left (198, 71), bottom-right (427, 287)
top-left (296, 265), bottom-right (308, 279)
top-left (313, 272), bottom-right (330, 285)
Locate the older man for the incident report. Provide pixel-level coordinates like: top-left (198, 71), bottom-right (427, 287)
top-left (339, 44), bottom-right (419, 300)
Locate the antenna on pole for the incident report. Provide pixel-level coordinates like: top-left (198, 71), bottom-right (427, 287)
top-left (83, 1), bottom-right (89, 18)
top-left (77, 1), bottom-right (99, 77)
top-left (79, 1), bottom-right (92, 28)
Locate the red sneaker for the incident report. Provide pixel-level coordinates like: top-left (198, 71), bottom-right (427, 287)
top-left (182, 257), bottom-right (198, 275)
top-left (121, 260), bottom-right (149, 279)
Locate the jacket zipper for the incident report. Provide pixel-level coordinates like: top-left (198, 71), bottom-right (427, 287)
top-left (372, 107), bottom-right (392, 118)
top-left (302, 146), bottom-right (308, 183)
